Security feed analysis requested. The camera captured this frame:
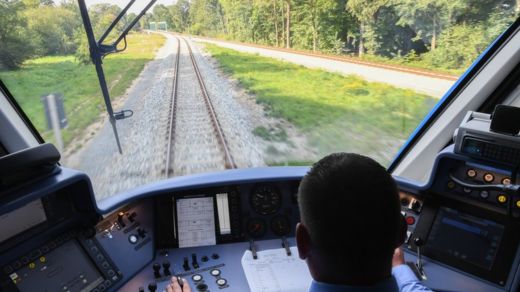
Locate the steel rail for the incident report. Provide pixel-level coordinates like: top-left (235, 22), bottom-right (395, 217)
top-left (182, 37), bottom-right (237, 169)
top-left (165, 38), bottom-right (181, 178)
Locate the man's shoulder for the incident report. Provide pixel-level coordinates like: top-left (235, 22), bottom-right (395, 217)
top-left (309, 278), bottom-right (399, 292)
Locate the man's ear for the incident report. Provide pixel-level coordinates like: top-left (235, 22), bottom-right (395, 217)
top-left (296, 223), bottom-right (312, 260)
top-left (395, 215), bottom-right (407, 248)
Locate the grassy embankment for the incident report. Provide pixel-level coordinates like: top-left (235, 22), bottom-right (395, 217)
top-left (0, 33), bottom-right (165, 148)
top-left (204, 44), bottom-right (438, 166)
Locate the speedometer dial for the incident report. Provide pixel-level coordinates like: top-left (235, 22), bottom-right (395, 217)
top-left (271, 215), bottom-right (291, 236)
top-left (250, 185), bottom-right (282, 215)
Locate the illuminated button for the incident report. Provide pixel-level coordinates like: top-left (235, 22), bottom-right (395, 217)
top-left (515, 200), bottom-right (520, 208)
top-left (484, 173), bottom-right (495, 183)
top-left (497, 194), bottom-right (508, 204)
top-left (405, 216), bottom-right (415, 225)
top-left (466, 169), bottom-right (477, 178)
top-left (28, 262), bottom-right (35, 269)
top-left (216, 278), bottom-right (227, 286)
top-left (39, 256), bottom-right (46, 263)
top-left (128, 234), bottom-right (138, 244)
top-left (192, 274), bottom-right (202, 282)
top-left (480, 191), bottom-right (489, 199)
top-left (502, 178), bottom-right (511, 185)
top-left (447, 181), bottom-right (456, 189)
top-left (210, 269), bottom-right (221, 277)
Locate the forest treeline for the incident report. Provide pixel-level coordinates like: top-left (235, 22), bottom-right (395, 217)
top-left (0, 0), bottom-right (143, 69)
top-left (1, 0), bottom-right (518, 72)
top-left (147, 0), bottom-right (519, 72)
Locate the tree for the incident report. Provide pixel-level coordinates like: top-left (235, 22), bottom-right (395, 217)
top-left (292, 0), bottom-right (345, 52)
top-left (219, 0), bottom-right (253, 41)
top-left (25, 6), bottom-right (80, 55)
top-left (346, 0), bottom-right (389, 56)
top-left (170, 0), bottom-right (191, 32)
top-left (0, 0), bottom-right (36, 69)
top-left (189, 0), bottom-right (225, 36)
top-left (152, 4), bottom-right (173, 29)
top-left (285, 0), bottom-right (291, 48)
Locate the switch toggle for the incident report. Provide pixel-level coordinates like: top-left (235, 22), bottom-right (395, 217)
top-left (191, 253), bottom-right (199, 269)
top-left (117, 212), bottom-right (126, 228)
top-left (183, 257), bottom-right (190, 271)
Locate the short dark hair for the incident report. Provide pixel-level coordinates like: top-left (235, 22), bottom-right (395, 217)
top-left (298, 153), bottom-right (401, 263)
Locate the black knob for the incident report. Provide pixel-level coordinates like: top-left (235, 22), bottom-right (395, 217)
top-left (211, 253), bottom-right (219, 260)
top-left (129, 212), bottom-right (137, 222)
top-left (414, 237), bottom-right (424, 247)
top-left (137, 228), bottom-right (147, 238)
top-left (139, 287), bottom-right (144, 292)
top-left (411, 201), bottom-right (422, 212)
top-left (162, 261), bottom-right (171, 276)
top-left (201, 255), bottom-right (209, 262)
top-left (196, 283), bottom-right (208, 292)
top-left (153, 263), bottom-right (161, 278)
top-left (148, 282), bottom-right (157, 292)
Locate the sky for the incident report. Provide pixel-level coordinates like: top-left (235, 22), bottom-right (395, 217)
top-left (85, 0), bottom-right (176, 13)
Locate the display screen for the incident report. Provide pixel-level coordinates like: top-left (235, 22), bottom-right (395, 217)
top-left (0, 199), bottom-right (47, 243)
top-left (176, 196), bottom-right (216, 248)
top-left (427, 207), bottom-right (504, 270)
top-left (10, 240), bottom-right (104, 292)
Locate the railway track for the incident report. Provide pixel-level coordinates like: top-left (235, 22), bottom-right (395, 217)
top-left (165, 37), bottom-right (236, 178)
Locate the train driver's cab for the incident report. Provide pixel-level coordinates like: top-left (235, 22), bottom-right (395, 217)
top-left (2, 2), bottom-right (520, 292)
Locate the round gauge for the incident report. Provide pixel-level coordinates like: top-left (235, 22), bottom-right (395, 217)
top-left (271, 215), bottom-right (291, 236)
top-left (246, 218), bottom-right (267, 238)
top-left (250, 185), bottom-right (282, 215)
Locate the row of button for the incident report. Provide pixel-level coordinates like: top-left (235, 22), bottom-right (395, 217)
top-left (83, 233), bottom-right (121, 289)
top-left (2, 230), bottom-right (77, 275)
top-left (191, 268), bottom-right (228, 291)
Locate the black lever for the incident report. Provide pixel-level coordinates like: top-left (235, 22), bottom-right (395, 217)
top-left (191, 253), bottom-right (199, 269)
top-left (152, 263), bottom-right (161, 279)
top-left (162, 261), bottom-right (171, 276)
top-left (182, 257), bottom-right (190, 271)
top-left (148, 282), bottom-right (157, 292)
top-left (407, 237), bottom-right (427, 280)
top-left (249, 239), bottom-right (258, 260)
top-left (282, 237), bottom-right (291, 256)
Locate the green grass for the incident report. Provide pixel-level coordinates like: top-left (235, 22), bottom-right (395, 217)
top-left (359, 54), bottom-right (464, 76)
top-left (253, 126), bottom-right (288, 142)
top-left (0, 33), bottom-right (165, 146)
top-left (204, 44), bottom-right (438, 165)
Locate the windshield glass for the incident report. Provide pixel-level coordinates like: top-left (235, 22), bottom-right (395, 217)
top-left (1, 0), bottom-right (517, 201)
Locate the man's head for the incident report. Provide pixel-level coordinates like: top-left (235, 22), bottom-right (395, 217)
top-left (296, 153), bottom-right (405, 285)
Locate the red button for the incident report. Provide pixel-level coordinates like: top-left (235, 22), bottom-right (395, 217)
top-left (405, 216), bottom-right (415, 225)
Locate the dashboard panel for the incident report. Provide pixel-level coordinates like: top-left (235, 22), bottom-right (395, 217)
top-left (1, 156), bottom-right (520, 292)
top-left (155, 181), bottom-right (301, 249)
